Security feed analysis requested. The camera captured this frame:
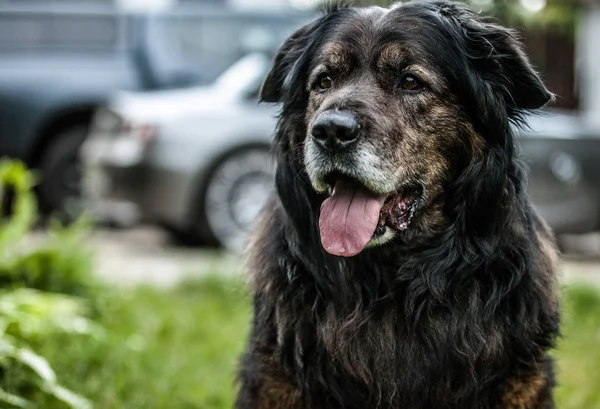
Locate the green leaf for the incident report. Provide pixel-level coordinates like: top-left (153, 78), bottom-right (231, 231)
top-left (0, 288), bottom-right (98, 340)
top-left (15, 348), bottom-right (57, 383)
top-left (42, 384), bottom-right (92, 409)
top-left (0, 387), bottom-right (30, 408)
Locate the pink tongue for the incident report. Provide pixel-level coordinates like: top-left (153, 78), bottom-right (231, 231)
top-left (319, 179), bottom-right (387, 257)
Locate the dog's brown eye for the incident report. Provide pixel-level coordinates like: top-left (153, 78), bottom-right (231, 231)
top-left (318, 74), bottom-right (333, 91)
top-left (400, 74), bottom-right (423, 91)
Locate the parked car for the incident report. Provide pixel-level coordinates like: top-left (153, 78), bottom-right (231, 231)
top-left (517, 110), bottom-right (600, 235)
top-left (0, 1), bottom-right (311, 218)
top-left (82, 52), bottom-right (280, 252)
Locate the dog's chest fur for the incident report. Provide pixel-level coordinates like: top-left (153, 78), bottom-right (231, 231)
top-left (236, 2), bottom-right (561, 406)
top-left (242, 208), bottom-right (558, 409)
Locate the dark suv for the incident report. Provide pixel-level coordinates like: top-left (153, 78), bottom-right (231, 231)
top-left (0, 1), bottom-right (311, 216)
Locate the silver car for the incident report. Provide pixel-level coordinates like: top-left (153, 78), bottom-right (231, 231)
top-left (82, 52), bottom-right (278, 252)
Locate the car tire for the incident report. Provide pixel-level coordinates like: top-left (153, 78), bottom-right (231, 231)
top-left (162, 222), bottom-right (218, 248)
top-left (38, 126), bottom-right (87, 221)
top-left (196, 146), bottom-right (275, 253)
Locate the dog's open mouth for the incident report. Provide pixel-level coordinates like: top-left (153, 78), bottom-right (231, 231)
top-left (318, 175), bottom-right (419, 258)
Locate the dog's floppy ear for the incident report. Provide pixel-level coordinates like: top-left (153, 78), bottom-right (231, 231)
top-left (259, 20), bottom-right (318, 103)
top-left (491, 32), bottom-right (554, 110)
top-left (445, 4), bottom-right (553, 111)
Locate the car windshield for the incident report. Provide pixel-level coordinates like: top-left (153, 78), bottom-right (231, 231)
top-left (211, 53), bottom-right (271, 95)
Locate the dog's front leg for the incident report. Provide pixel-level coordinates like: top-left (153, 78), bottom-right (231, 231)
top-left (235, 348), bottom-right (304, 409)
top-left (499, 358), bottom-right (556, 409)
top-left (235, 299), bottom-right (304, 409)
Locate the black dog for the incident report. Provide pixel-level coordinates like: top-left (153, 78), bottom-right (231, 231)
top-left (235, 1), bottom-right (560, 408)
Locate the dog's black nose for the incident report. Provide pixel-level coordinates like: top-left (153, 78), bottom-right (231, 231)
top-left (311, 110), bottom-right (360, 151)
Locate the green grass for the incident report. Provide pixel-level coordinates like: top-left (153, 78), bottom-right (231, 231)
top-left (554, 284), bottom-right (600, 409)
top-left (26, 277), bottom-right (600, 409)
top-left (30, 276), bottom-right (252, 409)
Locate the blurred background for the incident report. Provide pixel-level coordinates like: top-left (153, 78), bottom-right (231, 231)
top-left (0, 0), bottom-right (599, 408)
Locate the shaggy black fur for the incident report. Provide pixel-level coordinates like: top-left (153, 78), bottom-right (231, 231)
top-left (235, 1), bottom-right (561, 408)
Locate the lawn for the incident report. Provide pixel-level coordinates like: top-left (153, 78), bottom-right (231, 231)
top-left (554, 284), bottom-right (600, 409)
top-left (28, 275), bottom-right (600, 409)
top-left (30, 276), bottom-right (252, 409)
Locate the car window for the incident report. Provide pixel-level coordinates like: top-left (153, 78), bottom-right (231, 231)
top-left (0, 14), bottom-right (47, 47)
top-left (0, 12), bottom-right (123, 50)
top-left (51, 15), bottom-right (119, 47)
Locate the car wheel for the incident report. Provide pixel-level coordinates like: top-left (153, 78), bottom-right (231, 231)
top-left (199, 146), bottom-right (275, 253)
top-left (38, 126), bottom-right (87, 221)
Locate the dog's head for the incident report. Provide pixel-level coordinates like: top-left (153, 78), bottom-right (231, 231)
top-left (261, 0), bottom-right (552, 258)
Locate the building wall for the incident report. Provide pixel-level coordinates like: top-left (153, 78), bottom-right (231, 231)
top-left (521, 27), bottom-right (578, 111)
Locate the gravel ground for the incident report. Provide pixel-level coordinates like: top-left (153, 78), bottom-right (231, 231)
top-left (85, 227), bottom-right (244, 287)
top-left (28, 225), bottom-right (600, 288)
top-left (84, 226), bottom-right (600, 288)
